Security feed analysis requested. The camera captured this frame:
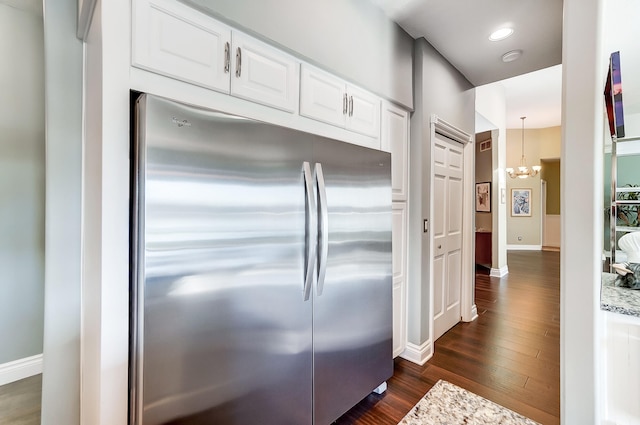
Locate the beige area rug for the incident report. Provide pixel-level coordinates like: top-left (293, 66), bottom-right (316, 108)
top-left (398, 380), bottom-right (540, 425)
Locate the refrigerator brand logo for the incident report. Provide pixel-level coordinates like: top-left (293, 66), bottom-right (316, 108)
top-left (172, 117), bottom-right (192, 127)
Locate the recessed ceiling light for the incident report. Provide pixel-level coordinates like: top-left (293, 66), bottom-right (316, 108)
top-left (489, 27), bottom-right (514, 41)
top-left (502, 49), bottom-right (523, 63)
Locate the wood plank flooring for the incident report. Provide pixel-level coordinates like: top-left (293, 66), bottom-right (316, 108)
top-left (336, 250), bottom-right (560, 425)
top-left (0, 374), bottom-right (41, 425)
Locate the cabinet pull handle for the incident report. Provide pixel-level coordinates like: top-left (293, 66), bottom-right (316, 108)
top-left (224, 42), bottom-right (230, 73)
top-left (349, 96), bottom-right (354, 116)
top-left (236, 47), bottom-right (242, 78)
top-left (343, 93), bottom-right (348, 115)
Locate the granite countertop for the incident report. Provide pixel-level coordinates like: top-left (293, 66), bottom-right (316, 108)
top-left (398, 380), bottom-right (540, 425)
top-left (601, 272), bottom-right (640, 317)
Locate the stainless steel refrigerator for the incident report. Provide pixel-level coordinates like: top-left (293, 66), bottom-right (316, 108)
top-left (130, 93), bottom-right (393, 424)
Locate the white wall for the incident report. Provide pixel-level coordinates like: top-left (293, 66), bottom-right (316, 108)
top-left (40, 0), bottom-right (83, 423)
top-left (183, 0), bottom-right (414, 109)
top-left (561, 0), bottom-right (604, 422)
top-left (0, 2), bottom-right (45, 365)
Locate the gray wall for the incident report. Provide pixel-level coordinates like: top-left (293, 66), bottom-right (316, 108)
top-left (0, 2), bottom-right (45, 365)
top-left (184, 0), bottom-right (414, 109)
top-left (408, 38), bottom-right (475, 345)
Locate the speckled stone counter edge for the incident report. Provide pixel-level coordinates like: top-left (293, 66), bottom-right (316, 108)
top-left (601, 272), bottom-right (640, 317)
top-left (398, 380), bottom-right (540, 425)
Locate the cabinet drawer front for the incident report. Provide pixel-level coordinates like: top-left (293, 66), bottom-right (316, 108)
top-left (300, 65), bottom-right (346, 128)
top-left (231, 33), bottom-right (299, 113)
top-left (132, 0), bottom-right (231, 93)
top-left (346, 85), bottom-right (380, 138)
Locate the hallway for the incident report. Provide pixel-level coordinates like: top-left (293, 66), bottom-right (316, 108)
top-left (337, 250), bottom-right (561, 425)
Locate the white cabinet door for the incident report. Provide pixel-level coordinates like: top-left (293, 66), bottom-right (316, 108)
top-left (299, 65), bottom-right (346, 128)
top-left (230, 32), bottom-right (299, 113)
top-left (346, 85), bottom-right (380, 138)
top-left (392, 281), bottom-right (405, 358)
top-left (392, 202), bottom-right (407, 358)
top-left (300, 64), bottom-right (381, 141)
top-left (132, 0), bottom-right (231, 93)
top-left (381, 102), bottom-right (409, 201)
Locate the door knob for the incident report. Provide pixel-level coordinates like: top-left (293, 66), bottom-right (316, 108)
top-left (438, 244), bottom-right (442, 249)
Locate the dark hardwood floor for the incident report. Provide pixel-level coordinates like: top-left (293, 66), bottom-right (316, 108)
top-left (336, 250), bottom-right (561, 425)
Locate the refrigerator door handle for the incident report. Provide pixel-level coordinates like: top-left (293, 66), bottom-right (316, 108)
top-left (314, 163), bottom-right (329, 296)
top-left (303, 162), bottom-right (317, 301)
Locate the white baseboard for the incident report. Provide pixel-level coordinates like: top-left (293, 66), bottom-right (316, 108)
top-left (399, 340), bottom-right (433, 366)
top-left (490, 266), bottom-right (509, 278)
top-left (507, 244), bottom-right (542, 251)
top-left (0, 354), bottom-right (43, 386)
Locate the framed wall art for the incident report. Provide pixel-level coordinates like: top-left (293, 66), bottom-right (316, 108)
top-left (475, 182), bottom-right (491, 212)
top-left (511, 188), bottom-right (532, 217)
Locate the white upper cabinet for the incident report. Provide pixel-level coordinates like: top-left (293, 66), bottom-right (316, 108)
top-left (346, 85), bottom-right (381, 138)
top-left (230, 32), bottom-right (299, 113)
top-left (300, 64), bottom-right (380, 139)
top-left (131, 0), bottom-right (389, 142)
top-left (381, 101), bottom-right (409, 201)
top-left (299, 65), bottom-right (346, 128)
top-left (132, 0), bottom-right (232, 93)
top-left (132, 0), bottom-right (299, 112)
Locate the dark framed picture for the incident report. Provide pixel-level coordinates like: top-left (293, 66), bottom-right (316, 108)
top-left (511, 188), bottom-right (532, 217)
top-left (604, 51), bottom-right (625, 139)
top-left (475, 182), bottom-right (491, 212)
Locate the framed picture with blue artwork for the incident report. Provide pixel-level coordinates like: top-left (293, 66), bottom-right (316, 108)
top-left (511, 188), bottom-right (531, 217)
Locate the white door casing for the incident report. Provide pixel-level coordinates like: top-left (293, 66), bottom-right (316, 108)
top-left (429, 115), bottom-right (476, 345)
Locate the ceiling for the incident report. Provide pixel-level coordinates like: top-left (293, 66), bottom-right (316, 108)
top-left (369, 0), bottom-right (564, 129)
top-left (0, 0), bottom-right (42, 16)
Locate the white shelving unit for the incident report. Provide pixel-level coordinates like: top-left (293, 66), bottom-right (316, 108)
top-left (609, 135), bottom-right (640, 267)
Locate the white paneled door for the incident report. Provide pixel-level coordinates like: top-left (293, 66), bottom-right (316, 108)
top-left (432, 133), bottom-right (464, 341)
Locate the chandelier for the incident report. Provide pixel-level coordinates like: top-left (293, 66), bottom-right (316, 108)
top-left (506, 116), bottom-right (541, 179)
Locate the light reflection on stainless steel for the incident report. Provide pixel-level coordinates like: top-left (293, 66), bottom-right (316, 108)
top-left (132, 94), bottom-right (392, 425)
top-left (311, 139), bottom-right (392, 425)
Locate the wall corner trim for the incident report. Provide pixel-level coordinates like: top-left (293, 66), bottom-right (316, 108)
top-left (399, 340), bottom-right (433, 365)
top-left (0, 354), bottom-right (43, 386)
